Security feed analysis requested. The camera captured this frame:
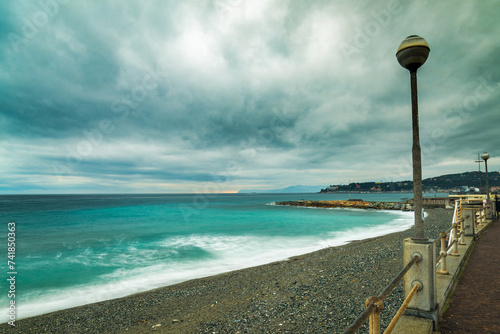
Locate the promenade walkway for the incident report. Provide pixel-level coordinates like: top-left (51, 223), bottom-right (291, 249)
top-left (439, 219), bottom-right (500, 333)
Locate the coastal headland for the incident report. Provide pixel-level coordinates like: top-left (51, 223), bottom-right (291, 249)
top-left (275, 200), bottom-right (414, 211)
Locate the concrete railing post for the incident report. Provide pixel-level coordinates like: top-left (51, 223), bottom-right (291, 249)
top-left (462, 208), bottom-right (475, 237)
top-left (485, 201), bottom-right (493, 221)
top-left (480, 207), bottom-right (486, 224)
top-left (403, 238), bottom-right (438, 327)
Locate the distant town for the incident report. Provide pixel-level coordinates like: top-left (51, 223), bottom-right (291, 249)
top-left (320, 171), bottom-right (500, 194)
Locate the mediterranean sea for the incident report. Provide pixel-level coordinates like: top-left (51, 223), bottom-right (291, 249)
top-left (0, 192), bottom-right (428, 321)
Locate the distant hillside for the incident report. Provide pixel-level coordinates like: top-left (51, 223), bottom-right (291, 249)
top-left (237, 171), bottom-right (500, 194)
top-left (238, 185), bottom-right (324, 194)
top-left (321, 171), bottom-right (500, 193)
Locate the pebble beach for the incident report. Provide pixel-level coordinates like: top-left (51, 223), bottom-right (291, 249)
top-left (2, 208), bottom-right (453, 334)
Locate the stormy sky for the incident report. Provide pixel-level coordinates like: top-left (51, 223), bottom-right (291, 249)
top-left (1, 0), bottom-right (499, 194)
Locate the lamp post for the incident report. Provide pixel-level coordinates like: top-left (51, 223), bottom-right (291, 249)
top-left (481, 152), bottom-right (492, 220)
top-left (481, 152), bottom-right (490, 201)
top-left (396, 35), bottom-right (430, 240)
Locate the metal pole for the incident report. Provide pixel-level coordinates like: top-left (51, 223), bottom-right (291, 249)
top-left (410, 70), bottom-right (425, 240)
top-left (436, 232), bottom-right (449, 275)
top-left (384, 283), bottom-right (420, 334)
top-left (366, 296), bottom-right (383, 334)
top-left (484, 159), bottom-right (490, 201)
top-left (451, 224), bottom-right (459, 256)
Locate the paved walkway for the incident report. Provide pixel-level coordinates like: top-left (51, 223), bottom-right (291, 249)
top-left (439, 219), bottom-right (500, 334)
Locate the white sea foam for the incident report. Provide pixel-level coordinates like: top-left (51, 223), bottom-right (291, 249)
top-left (10, 210), bottom-right (414, 321)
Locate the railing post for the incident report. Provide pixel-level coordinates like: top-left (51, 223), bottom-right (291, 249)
top-left (458, 219), bottom-right (466, 245)
top-left (462, 208), bottom-right (475, 237)
top-left (485, 200), bottom-right (493, 221)
top-left (458, 230), bottom-right (466, 245)
top-left (403, 238), bottom-right (438, 328)
top-left (366, 296), bottom-right (383, 334)
top-left (480, 207), bottom-right (486, 224)
top-left (450, 224), bottom-right (459, 256)
top-left (437, 233), bottom-right (449, 275)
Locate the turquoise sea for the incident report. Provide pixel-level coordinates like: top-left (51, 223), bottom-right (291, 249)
top-left (0, 192), bottom-right (425, 322)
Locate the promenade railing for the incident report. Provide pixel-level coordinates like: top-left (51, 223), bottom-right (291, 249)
top-left (343, 255), bottom-right (420, 334)
top-left (343, 197), bottom-right (491, 333)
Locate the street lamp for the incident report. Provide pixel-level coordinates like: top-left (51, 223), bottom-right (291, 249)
top-left (396, 35), bottom-right (430, 240)
top-left (481, 152), bottom-right (490, 201)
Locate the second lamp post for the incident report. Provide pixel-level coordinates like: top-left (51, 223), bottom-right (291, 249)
top-left (481, 152), bottom-right (492, 220)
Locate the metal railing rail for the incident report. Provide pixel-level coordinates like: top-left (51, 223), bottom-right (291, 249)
top-left (344, 303), bottom-right (377, 334)
top-left (378, 255), bottom-right (419, 300)
top-left (432, 225), bottom-right (454, 246)
top-left (383, 282), bottom-right (420, 334)
top-left (343, 255), bottom-right (420, 334)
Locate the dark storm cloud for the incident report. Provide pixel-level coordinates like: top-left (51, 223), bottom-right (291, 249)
top-left (0, 0), bottom-right (499, 193)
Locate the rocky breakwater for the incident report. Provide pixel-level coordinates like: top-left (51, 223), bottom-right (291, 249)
top-left (275, 200), bottom-right (413, 211)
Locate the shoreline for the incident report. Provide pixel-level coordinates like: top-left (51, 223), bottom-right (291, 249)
top-left (2, 208), bottom-right (453, 333)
